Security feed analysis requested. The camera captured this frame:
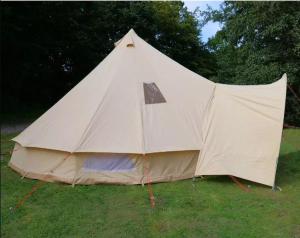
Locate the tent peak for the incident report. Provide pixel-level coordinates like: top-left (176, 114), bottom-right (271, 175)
top-left (128, 28), bottom-right (136, 34)
top-left (114, 29), bottom-right (137, 48)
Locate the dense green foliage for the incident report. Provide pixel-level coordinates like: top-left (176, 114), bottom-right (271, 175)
top-left (206, 1), bottom-right (300, 125)
top-left (1, 129), bottom-right (300, 237)
top-left (1, 2), bottom-right (214, 113)
top-left (1, 2), bottom-right (299, 125)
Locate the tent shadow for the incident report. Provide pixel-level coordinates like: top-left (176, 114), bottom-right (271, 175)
top-left (200, 175), bottom-right (269, 189)
top-left (275, 150), bottom-right (300, 187)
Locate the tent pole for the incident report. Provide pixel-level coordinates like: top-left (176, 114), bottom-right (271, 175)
top-left (273, 129), bottom-right (286, 191)
top-left (272, 157), bottom-right (278, 191)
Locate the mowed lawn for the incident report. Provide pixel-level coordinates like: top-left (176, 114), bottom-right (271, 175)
top-left (1, 129), bottom-right (299, 238)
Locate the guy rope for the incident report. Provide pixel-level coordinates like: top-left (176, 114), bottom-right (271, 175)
top-left (143, 155), bottom-right (155, 208)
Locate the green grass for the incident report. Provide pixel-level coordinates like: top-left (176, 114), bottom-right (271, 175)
top-left (1, 130), bottom-right (300, 238)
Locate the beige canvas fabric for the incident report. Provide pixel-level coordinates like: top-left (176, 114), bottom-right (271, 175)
top-left (195, 75), bottom-right (287, 186)
top-left (10, 143), bottom-right (198, 185)
top-left (9, 29), bottom-right (287, 187)
top-left (13, 29), bottom-right (215, 154)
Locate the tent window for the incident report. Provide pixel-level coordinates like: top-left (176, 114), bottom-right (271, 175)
top-left (143, 82), bottom-right (166, 104)
top-left (83, 154), bottom-right (135, 172)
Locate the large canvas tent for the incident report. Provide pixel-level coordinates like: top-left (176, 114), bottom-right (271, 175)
top-left (9, 29), bottom-right (286, 187)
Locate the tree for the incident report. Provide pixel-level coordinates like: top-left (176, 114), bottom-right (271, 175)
top-left (1, 2), bottom-right (214, 114)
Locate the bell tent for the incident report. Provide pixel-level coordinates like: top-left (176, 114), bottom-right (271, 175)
top-left (9, 29), bottom-right (287, 187)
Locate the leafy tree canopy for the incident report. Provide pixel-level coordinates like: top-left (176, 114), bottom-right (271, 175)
top-left (1, 2), bottom-right (215, 113)
top-left (1, 2), bottom-right (299, 125)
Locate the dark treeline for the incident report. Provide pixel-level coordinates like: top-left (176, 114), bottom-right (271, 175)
top-left (1, 1), bottom-right (299, 125)
top-left (1, 2), bottom-right (215, 114)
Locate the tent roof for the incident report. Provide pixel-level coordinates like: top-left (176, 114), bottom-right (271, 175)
top-left (13, 29), bottom-right (215, 153)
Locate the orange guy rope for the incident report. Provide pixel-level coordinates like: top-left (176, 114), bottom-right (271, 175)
top-left (13, 154), bottom-right (70, 210)
top-left (229, 175), bottom-right (250, 192)
top-left (144, 155), bottom-right (155, 208)
top-left (14, 180), bottom-right (45, 210)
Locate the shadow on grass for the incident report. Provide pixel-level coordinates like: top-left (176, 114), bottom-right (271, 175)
top-left (276, 150), bottom-right (300, 186)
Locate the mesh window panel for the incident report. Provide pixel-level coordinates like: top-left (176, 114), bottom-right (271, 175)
top-left (143, 82), bottom-right (166, 104)
top-left (83, 154), bottom-right (135, 172)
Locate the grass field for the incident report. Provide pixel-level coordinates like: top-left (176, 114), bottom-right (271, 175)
top-left (1, 129), bottom-right (299, 238)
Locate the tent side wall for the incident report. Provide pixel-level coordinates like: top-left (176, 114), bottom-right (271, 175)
top-left (195, 75), bottom-right (287, 186)
top-left (9, 143), bottom-right (199, 185)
